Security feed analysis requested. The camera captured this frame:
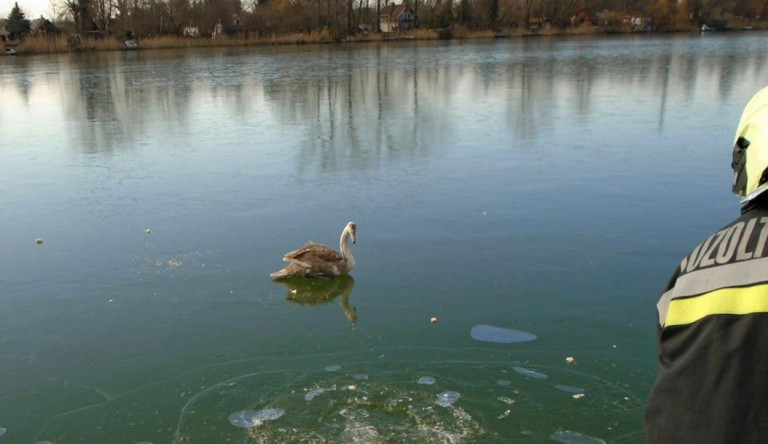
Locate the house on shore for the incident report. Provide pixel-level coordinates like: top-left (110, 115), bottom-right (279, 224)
top-left (0, 19), bottom-right (9, 43)
top-left (31, 17), bottom-right (59, 36)
top-left (380, 2), bottom-right (415, 32)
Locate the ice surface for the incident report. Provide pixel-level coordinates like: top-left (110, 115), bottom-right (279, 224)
top-left (470, 325), bottom-right (537, 344)
top-left (513, 367), bottom-right (548, 379)
top-left (550, 430), bottom-right (606, 444)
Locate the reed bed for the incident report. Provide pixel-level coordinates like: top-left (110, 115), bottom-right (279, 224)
top-left (15, 35), bottom-right (70, 54)
top-left (16, 35), bottom-right (125, 54)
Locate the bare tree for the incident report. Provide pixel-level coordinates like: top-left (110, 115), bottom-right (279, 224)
top-left (66, 0), bottom-right (91, 34)
top-left (47, 0), bottom-right (67, 23)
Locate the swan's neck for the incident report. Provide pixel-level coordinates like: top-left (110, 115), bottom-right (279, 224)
top-left (340, 229), bottom-right (355, 269)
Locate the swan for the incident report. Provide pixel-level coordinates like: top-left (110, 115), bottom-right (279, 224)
top-left (270, 221), bottom-right (357, 279)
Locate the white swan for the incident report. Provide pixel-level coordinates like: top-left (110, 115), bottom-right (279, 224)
top-left (270, 222), bottom-right (357, 279)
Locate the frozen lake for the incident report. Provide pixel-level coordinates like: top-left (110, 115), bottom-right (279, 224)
top-left (1, 33), bottom-right (765, 442)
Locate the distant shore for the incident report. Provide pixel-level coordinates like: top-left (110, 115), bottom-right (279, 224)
top-left (5, 23), bottom-right (767, 56)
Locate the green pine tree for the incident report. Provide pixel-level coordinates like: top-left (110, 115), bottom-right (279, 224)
top-left (7, 2), bottom-right (31, 40)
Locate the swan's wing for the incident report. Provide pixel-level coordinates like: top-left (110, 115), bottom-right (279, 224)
top-left (283, 242), bottom-right (343, 267)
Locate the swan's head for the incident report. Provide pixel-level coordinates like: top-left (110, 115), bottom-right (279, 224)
top-left (345, 221), bottom-right (357, 244)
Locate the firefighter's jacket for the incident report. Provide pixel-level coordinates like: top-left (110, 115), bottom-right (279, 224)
top-left (647, 195), bottom-right (768, 443)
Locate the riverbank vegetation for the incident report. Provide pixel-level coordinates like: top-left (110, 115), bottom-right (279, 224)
top-left (2, 0), bottom-right (767, 55)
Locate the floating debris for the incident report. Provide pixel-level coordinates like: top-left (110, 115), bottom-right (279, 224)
top-left (550, 430), bottom-right (606, 444)
top-left (304, 388), bottom-right (328, 402)
top-left (136, 442), bottom-right (153, 444)
top-left (572, 393), bottom-right (586, 400)
top-left (34, 442), bottom-right (54, 444)
top-left (497, 409), bottom-right (511, 419)
top-left (145, 229), bottom-right (151, 234)
top-left (470, 325), bottom-right (536, 344)
top-left (347, 384), bottom-right (357, 391)
top-left (325, 365), bottom-right (341, 372)
top-left (353, 374), bottom-right (369, 380)
top-left (496, 379), bottom-right (512, 386)
top-left (35, 238), bottom-right (43, 245)
top-left (513, 367), bottom-right (548, 379)
top-left (430, 317), bottom-right (439, 324)
top-left (565, 356), bottom-right (576, 365)
top-left (228, 408), bottom-right (285, 428)
top-left (497, 396), bottom-right (515, 405)
top-left (435, 391), bottom-right (461, 407)
top-left (555, 385), bottom-right (585, 394)
top-left (418, 376), bottom-right (436, 385)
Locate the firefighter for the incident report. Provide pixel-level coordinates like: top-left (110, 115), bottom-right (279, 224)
top-left (646, 86), bottom-right (768, 443)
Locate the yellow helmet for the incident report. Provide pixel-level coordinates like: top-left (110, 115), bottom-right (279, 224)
top-left (733, 86), bottom-right (768, 201)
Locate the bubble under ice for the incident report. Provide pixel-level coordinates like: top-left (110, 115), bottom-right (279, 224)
top-left (513, 367), bottom-right (548, 379)
top-left (228, 408), bottom-right (286, 428)
top-left (470, 325), bottom-right (537, 344)
top-left (496, 379), bottom-right (512, 386)
top-left (229, 410), bottom-right (257, 428)
top-left (304, 388), bottom-right (328, 401)
top-left (353, 374), bottom-right (369, 380)
top-left (550, 430), bottom-right (607, 444)
top-left (252, 408), bottom-right (286, 421)
top-left (325, 365), bottom-right (342, 372)
top-left (418, 376), bottom-right (436, 385)
top-left (0, 428), bottom-right (5, 437)
top-left (435, 391), bottom-right (461, 407)
top-left (555, 385), bottom-right (585, 394)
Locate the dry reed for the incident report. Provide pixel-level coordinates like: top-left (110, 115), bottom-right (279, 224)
top-left (15, 35), bottom-right (69, 54)
top-left (9, 24), bottom-right (766, 56)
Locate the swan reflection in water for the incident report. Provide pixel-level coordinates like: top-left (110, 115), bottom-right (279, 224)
top-left (275, 275), bottom-right (357, 325)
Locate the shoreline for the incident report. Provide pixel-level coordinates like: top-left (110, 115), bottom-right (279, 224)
top-left (5, 24), bottom-right (767, 56)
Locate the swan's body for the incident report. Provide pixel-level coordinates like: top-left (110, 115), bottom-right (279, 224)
top-left (270, 222), bottom-right (357, 279)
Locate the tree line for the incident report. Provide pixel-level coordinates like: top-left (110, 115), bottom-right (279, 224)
top-left (6, 0), bottom-right (767, 41)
